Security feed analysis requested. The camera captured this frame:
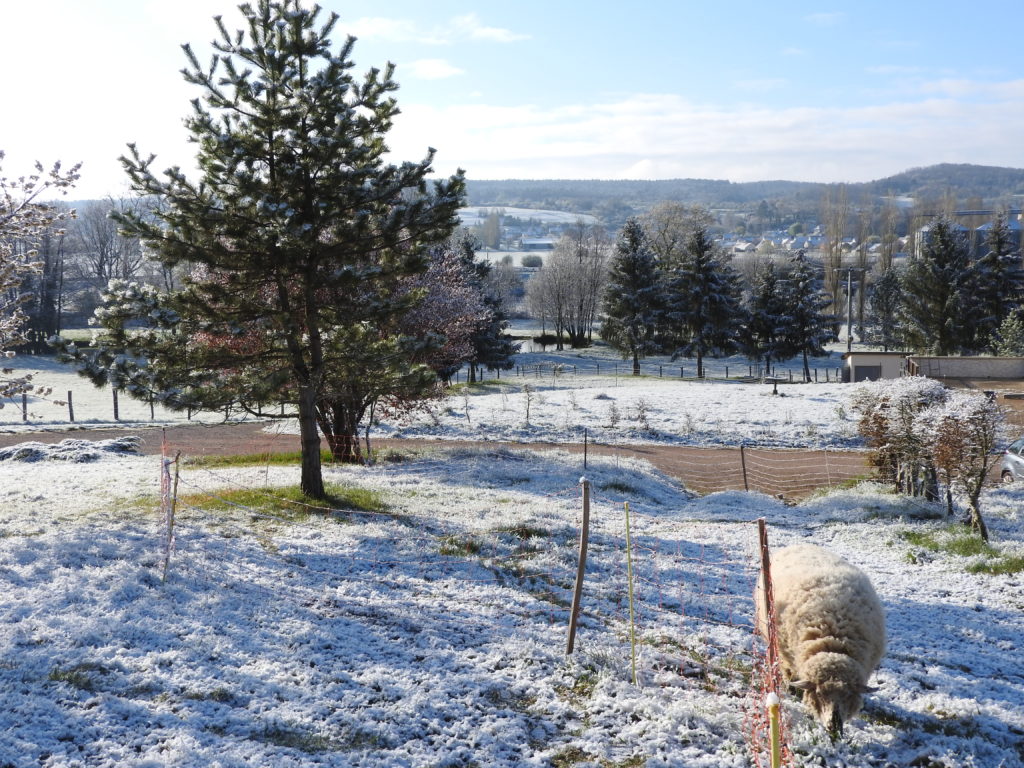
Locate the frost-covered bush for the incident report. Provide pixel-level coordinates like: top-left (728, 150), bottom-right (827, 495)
top-left (849, 377), bottom-right (948, 497)
top-left (850, 379), bottom-right (1005, 539)
top-left (916, 390), bottom-right (1004, 540)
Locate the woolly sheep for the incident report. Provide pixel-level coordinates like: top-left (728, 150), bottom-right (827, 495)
top-left (756, 543), bottom-right (886, 738)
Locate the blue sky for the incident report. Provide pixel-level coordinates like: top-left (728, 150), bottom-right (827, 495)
top-left (3, 1), bottom-right (1022, 199)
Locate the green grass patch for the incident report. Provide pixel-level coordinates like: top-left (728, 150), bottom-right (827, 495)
top-left (554, 670), bottom-right (599, 708)
top-left (179, 483), bottom-right (386, 520)
top-left (967, 554), bottom-right (1024, 575)
top-left (550, 746), bottom-right (596, 768)
top-left (185, 687), bottom-right (234, 703)
top-left (493, 523), bottom-right (550, 540)
top-left (184, 449), bottom-right (335, 469)
top-left (49, 663), bottom-right (105, 691)
top-left (901, 526), bottom-right (995, 557)
top-left (255, 724), bottom-right (344, 753)
top-left (600, 480), bottom-right (636, 495)
top-left (438, 535), bottom-right (482, 557)
top-left (901, 524), bottom-right (1024, 574)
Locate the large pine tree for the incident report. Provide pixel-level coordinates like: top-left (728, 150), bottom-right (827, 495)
top-left (662, 223), bottom-right (745, 378)
top-left (107, 2), bottom-right (464, 498)
top-left (600, 218), bottom-right (664, 375)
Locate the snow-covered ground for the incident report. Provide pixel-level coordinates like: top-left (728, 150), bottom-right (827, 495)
top-left (0, 348), bottom-right (861, 450)
top-left (1, 440), bottom-right (1023, 766)
top-left (3, 346), bottom-right (1024, 766)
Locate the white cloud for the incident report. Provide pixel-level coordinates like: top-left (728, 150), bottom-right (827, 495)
top-left (451, 13), bottom-right (530, 43)
top-left (409, 58), bottom-right (464, 80)
top-left (343, 13), bottom-right (527, 45)
top-left (388, 85), bottom-right (1024, 184)
top-left (344, 16), bottom-right (446, 45)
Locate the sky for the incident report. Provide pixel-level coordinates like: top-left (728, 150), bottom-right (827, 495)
top-left (3, 0), bottom-right (1023, 200)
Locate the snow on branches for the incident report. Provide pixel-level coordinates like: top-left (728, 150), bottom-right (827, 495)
top-left (849, 377), bottom-right (1004, 539)
top-left (1, 151), bottom-right (80, 399)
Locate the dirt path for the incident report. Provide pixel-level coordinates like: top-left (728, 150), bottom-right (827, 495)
top-left (0, 422), bottom-right (872, 500)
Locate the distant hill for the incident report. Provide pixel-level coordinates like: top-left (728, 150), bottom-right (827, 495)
top-left (861, 163), bottom-right (1024, 202)
top-left (465, 164), bottom-right (1024, 217)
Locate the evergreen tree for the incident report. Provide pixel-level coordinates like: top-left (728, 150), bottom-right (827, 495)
top-left (972, 213), bottom-right (1024, 352)
top-left (741, 261), bottom-right (794, 375)
top-left (84, 2), bottom-right (464, 498)
top-left (784, 251), bottom-right (836, 381)
top-left (898, 217), bottom-right (975, 355)
top-left (992, 307), bottom-right (1024, 356)
top-left (867, 267), bottom-right (904, 351)
top-left (662, 223), bottom-right (745, 378)
top-left (600, 218), bottom-right (664, 375)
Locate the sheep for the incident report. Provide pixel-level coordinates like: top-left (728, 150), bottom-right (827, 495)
top-left (756, 543), bottom-right (886, 738)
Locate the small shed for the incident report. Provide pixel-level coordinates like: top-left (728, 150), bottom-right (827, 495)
top-left (842, 351), bottom-right (910, 382)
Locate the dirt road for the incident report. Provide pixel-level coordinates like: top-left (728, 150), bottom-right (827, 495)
top-left (0, 421), bottom-right (872, 500)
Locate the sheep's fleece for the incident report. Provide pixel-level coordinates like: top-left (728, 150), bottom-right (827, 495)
top-left (757, 543), bottom-right (886, 736)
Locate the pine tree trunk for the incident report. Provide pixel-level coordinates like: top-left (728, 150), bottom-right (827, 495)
top-left (696, 351), bottom-right (704, 379)
top-left (297, 385), bottom-right (325, 499)
top-left (632, 349), bottom-right (640, 376)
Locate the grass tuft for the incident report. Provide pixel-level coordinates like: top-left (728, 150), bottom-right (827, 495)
top-left (901, 525), bottom-right (1024, 574)
top-left (179, 483), bottom-right (385, 520)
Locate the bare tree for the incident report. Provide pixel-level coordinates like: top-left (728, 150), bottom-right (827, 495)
top-left (0, 151), bottom-right (79, 396)
top-left (526, 223), bottom-right (609, 348)
top-left (821, 184), bottom-right (849, 315)
top-left (641, 202), bottom-right (713, 267)
top-left (69, 197), bottom-right (145, 289)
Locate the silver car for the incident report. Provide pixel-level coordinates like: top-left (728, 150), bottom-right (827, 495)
top-left (1001, 437), bottom-right (1024, 482)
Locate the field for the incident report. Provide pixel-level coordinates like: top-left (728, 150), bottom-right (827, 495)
top-left (1, 347), bottom-right (1024, 766)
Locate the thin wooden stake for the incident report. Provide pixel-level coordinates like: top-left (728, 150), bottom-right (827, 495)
top-left (67, 390), bottom-right (74, 422)
top-left (624, 501), bottom-right (639, 686)
top-left (758, 518), bottom-right (780, 681)
top-left (566, 478), bottom-right (591, 655)
top-left (22, 392), bottom-right (27, 422)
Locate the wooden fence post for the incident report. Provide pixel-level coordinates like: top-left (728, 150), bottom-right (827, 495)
top-left (740, 444), bottom-right (750, 492)
top-left (22, 393), bottom-right (28, 422)
top-left (112, 388), bottom-right (119, 421)
top-left (67, 390), bottom-right (74, 423)
top-left (758, 518), bottom-right (780, 688)
top-left (566, 478), bottom-right (592, 655)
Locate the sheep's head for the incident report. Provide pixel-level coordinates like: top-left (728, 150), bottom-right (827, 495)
top-left (791, 653), bottom-right (873, 740)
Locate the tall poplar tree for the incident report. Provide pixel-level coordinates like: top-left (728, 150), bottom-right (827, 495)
top-left (110, 1), bottom-right (465, 498)
top-left (600, 218), bottom-right (663, 375)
